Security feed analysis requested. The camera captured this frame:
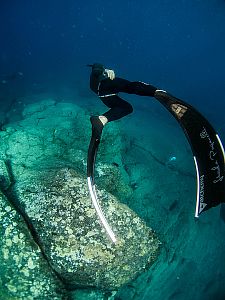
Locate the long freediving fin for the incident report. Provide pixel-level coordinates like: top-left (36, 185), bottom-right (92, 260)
top-left (154, 90), bottom-right (225, 217)
top-left (87, 133), bottom-right (117, 243)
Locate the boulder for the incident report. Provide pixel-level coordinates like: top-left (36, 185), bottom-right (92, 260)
top-left (13, 167), bottom-right (160, 290)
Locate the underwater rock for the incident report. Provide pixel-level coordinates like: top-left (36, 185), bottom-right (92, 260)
top-left (12, 167), bottom-right (160, 290)
top-left (0, 99), bottom-right (131, 200)
top-left (0, 99), bottom-right (158, 294)
top-left (0, 160), bottom-right (11, 191)
top-left (95, 161), bottom-right (132, 200)
top-left (0, 191), bottom-right (68, 299)
top-left (71, 289), bottom-right (116, 300)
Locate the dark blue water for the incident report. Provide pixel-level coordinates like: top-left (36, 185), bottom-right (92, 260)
top-left (1, 1), bottom-right (225, 299)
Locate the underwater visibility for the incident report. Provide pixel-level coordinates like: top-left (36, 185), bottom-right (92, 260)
top-left (1, 1), bottom-right (225, 300)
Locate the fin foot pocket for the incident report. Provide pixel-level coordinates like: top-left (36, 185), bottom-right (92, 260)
top-left (90, 116), bottom-right (104, 140)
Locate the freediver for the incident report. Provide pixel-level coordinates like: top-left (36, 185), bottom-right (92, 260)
top-left (87, 63), bottom-right (225, 218)
top-left (88, 63), bottom-right (177, 139)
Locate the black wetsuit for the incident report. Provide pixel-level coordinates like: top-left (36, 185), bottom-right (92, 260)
top-left (90, 68), bottom-right (157, 122)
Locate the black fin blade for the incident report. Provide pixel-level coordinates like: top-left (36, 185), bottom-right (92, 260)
top-left (155, 91), bottom-right (225, 216)
top-left (87, 135), bottom-right (100, 183)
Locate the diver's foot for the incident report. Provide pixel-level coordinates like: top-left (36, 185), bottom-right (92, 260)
top-left (90, 116), bottom-right (107, 140)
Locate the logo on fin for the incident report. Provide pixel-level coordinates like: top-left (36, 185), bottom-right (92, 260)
top-left (171, 103), bottom-right (188, 119)
top-left (199, 202), bottom-right (207, 214)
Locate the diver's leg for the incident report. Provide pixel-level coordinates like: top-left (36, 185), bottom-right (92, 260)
top-left (124, 81), bottom-right (157, 96)
top-left (101, 95), bottom-right (133, 122)
top-left (90, 95), bottom-right (133, 139)
top-left (100, 78), bottom-right (157, 97)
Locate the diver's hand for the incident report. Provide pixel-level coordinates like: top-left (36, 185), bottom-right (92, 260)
top-left (104, 69), bottom-right (115, 80)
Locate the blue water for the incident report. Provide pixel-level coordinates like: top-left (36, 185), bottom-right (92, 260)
top-left (1, 1), bottom-right (225, 299)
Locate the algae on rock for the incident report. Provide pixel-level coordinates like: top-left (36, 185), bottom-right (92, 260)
top-left (0, 191), bottom-right (68, 300)
top-left (13, 167), bottom-right (160, 290)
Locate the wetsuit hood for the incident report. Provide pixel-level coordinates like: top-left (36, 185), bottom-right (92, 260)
top-left (88, 63), bottom-right (105, 76)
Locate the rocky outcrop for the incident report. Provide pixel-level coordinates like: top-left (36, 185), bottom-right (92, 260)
top-left (0, 191), bottom-right (68, 300)
top-left (0, 99), bottom-right (132, 200)
top-left (12, 167), bottom-right (159, 290)
top-left (0, 99), bottom-right (160, 296)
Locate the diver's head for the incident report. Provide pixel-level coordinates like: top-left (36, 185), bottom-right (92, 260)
top-left (87, 63), bottom-right (105, 76)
